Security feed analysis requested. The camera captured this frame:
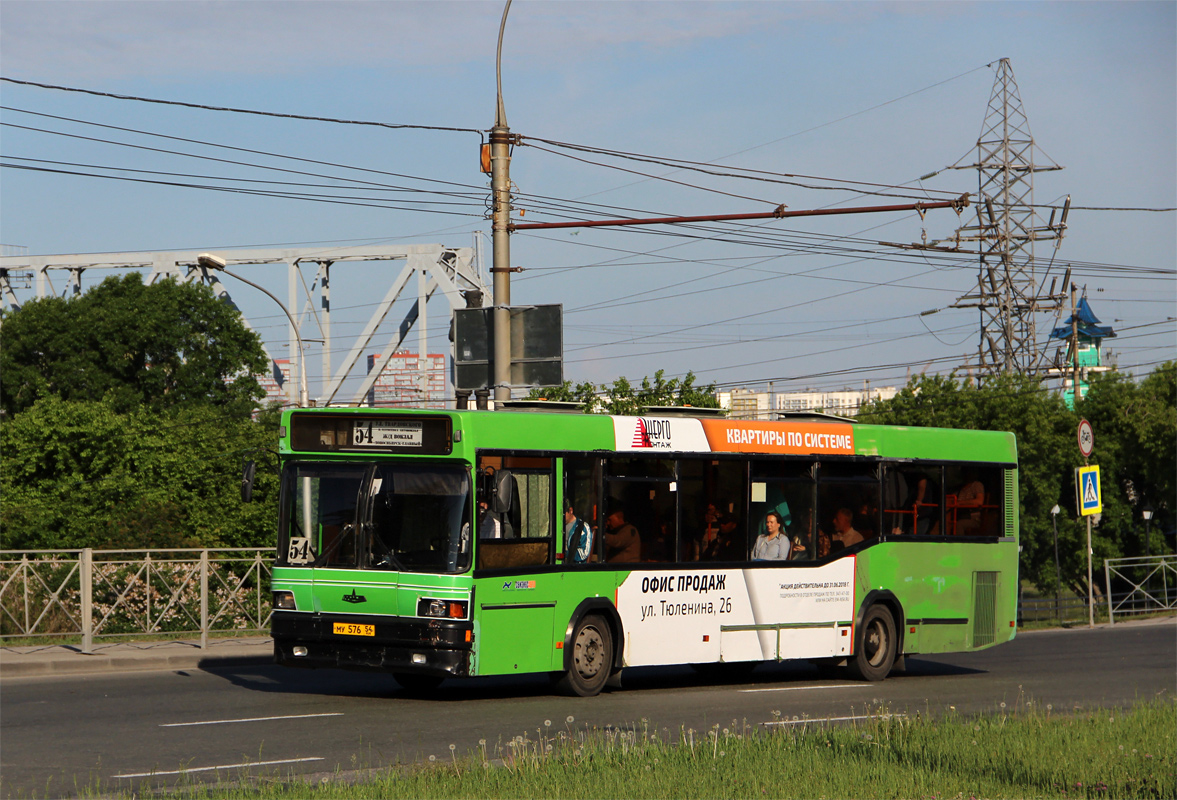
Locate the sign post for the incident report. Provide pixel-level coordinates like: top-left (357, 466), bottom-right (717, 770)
top-left (1076, 419), bottom-right (1098, 628)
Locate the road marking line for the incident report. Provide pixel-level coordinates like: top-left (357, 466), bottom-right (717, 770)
top-left (160, 712), bottom-right (344, 727)
top-left (113, 757), bottom-right (323, 779)
top-left (738, 684), bottom-right (865, 693)
top-left (764, 713), bottom-right (900, 726)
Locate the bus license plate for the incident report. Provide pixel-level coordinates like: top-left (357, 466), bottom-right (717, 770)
top-left (333, 622), bottom-right (375, 637)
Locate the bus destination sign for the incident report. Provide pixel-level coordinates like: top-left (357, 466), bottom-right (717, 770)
top-left (353, 419), bottom-right (423, 448)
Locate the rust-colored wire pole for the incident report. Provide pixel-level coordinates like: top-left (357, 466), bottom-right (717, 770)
top-left (512, 195), bottom-right (969, 231)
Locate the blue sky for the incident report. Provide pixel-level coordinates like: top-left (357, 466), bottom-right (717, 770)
top-left (2, 1), bottom-right (1173, 399)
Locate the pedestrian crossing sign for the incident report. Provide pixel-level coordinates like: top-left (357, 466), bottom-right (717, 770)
top-left (1077, 465), bottom-right (1101, 516)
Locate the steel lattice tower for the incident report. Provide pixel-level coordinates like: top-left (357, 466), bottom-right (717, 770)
top-left (951, 58), bottom-right (1068, 377)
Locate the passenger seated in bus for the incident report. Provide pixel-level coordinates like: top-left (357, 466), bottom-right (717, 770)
top-left (892, 472), bottom-right (938, 536)
top-left (787, 507), bottom-right (815, 560)
top-left (831, 508), bottom-right (864, 549)
top-left (563, 499), bottom-right (593, 564)
top-left (697, 502), bottom-right (740, 561)
top-left (854, 501), bottom-right (878, 540)
top-left (603, 508), bottom-right (641, 563)
top-left (477, 501), bottom-right (501, 539)
top-left (642, 520), bottom-right (670, 562)
top-left (752, 511), bottom-right (791, 560)
top-left (954, 472), bottom-right (986, 535)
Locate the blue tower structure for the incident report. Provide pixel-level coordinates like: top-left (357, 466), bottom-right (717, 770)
top-left (1049, 295), bottom-right (1116, 408)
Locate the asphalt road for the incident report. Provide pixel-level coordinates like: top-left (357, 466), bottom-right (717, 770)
top-left (2, 621), bottom-right (1173, 798)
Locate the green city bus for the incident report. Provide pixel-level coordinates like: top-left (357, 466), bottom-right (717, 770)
top-left (268, 407), bottom-right (1018, 696)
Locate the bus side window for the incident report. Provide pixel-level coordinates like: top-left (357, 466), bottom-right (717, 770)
top-left (944, 464), bottom-right (1003, 537)
top-left (564, 457), bottom-right (600, 565)
top-left (884, 464), bottom-right (942, 537)
top-left (817, 462), bottom-right (879, 554)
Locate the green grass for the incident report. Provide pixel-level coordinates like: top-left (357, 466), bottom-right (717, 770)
top-left (122, 697), bottom-right (1174, 800)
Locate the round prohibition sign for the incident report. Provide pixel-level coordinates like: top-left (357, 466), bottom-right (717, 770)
top-left (1077, 418), bottom-right (1094, 458)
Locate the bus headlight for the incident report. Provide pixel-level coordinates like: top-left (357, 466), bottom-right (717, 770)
top-left (272, 591), bottom-right (296, 610)
top-left (417, 598), bottom-right (468, 619)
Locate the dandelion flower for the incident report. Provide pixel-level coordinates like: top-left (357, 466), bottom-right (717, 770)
top-left (566, 715), bottom-right (575, 723)
top-left (449, 744), bottom-right (456, 751)
top-left (428, 755), bottom-right (436, 762)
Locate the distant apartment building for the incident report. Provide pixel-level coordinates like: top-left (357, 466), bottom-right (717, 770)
top-left (717, 385), bottom-right (897, 419)
top-left (367, 351), bottom-right (446, 409)
top-left (774, 386), bottom-right (898, 417)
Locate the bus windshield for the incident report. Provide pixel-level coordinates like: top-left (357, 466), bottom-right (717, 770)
top-left (279, 462), bottom-right (472, 573)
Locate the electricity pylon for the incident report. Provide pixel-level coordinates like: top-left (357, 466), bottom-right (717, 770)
top-left (950, 58), bottom-right (1071, 377)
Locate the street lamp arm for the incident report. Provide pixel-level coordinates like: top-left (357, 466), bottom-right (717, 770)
top-left (200, 257), bottom-right (309, 408)
top-left (495, 0), bottom-right (512, 128)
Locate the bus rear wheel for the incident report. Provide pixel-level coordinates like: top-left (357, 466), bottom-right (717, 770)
top-left (849, 605), bottom-right (897, 682)
top-left (557, 615), bottom-right (613, 697)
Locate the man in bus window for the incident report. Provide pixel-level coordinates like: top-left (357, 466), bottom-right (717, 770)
top-left (697, 502), bottom-right (739, 561)
top-left (955, 471), bottom-right (986, 535)
top-left (563, 499), bottom-right (593, 564)
top-left (604, 507), bottom-right (641, 562)
top-left (831, 507), bottom-right (864, 549)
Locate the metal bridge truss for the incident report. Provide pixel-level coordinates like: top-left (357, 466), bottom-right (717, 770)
top-left (0, 242), bottom-right (489, 407)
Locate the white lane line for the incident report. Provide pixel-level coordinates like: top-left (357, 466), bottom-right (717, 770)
top-left (739, 684), bottom-right (866, 693)
top-left (113, 757), bottom-right (323, 779)
top-left (765, 713), bottom-right (900, 726)
top-left (160, 712), bottom-right (344, 727)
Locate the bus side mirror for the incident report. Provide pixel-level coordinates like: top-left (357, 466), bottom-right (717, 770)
top-left (241, 460), bottom-right (257, 503)
top-left (492, 469), bottom-right (515, 514)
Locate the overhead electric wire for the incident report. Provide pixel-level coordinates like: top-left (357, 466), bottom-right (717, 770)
top-left (524, 138), bottom-right (964, 204)
top-left (1, 106), bottom-right (487, 193)
top-left (0, 77), bottom-right (483, 136)
top-left (0, 155), bottom-right (487, 208)
top-left (0, 162), bottom-right (486, 218)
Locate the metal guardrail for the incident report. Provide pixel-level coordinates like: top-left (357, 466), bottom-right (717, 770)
top-left (1104, 554), bottom-right (1176, 625)
top-left (0, 548), bottom-right (273, 653)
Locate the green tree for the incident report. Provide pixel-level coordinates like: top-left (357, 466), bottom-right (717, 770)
top-left (1077, 362), bottom-right (1176, 562)
top-left (0, 273), bottom-right (268, 417)
top-left (0, 396), bottom-right (279, 550)
top-left (529, 370), bottom-right (720, 415)
top-left (859, 365), bottom-right (1176, 598)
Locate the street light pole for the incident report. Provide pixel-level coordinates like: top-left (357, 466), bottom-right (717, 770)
top-left (490, 0), bottom-right (514, 406)
top-left (198, 253), bottom-right (309, 408)
top-left (1051, 504), bottom-right (1062, 622)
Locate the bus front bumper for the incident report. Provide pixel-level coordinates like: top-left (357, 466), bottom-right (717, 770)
top-left (272, 610), bottom-right (472, 677)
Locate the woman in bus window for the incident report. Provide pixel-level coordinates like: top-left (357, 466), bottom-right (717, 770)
top-left (752, 511), bottom-right (791, 561)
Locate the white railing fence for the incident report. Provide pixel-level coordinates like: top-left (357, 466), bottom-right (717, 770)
top-left (1104, 554), bottom-right (1177, 625)
top-left (0, 548), bottom-right (273, 653)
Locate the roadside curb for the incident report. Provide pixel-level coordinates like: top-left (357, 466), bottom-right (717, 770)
top-left (0, 641), bottom-right (274, 679)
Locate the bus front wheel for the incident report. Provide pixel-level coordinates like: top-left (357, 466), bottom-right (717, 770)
top-left (849, 605), bottom-right (897, 681)
top-left (557, 615), bottom-right (613, 697)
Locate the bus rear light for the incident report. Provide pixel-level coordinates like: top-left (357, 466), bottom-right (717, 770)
top-left (418, 598), bottom-right (468, 619)
top-left (273, 591), bottom-right (296, 610)
top-left (293, 646), bottom-right (308, 657)
top-left (412, 653), bottom-right (427, 664)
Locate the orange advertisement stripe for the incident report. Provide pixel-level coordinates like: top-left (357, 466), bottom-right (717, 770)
top-left (699, 420), bottom-right (855, 455)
